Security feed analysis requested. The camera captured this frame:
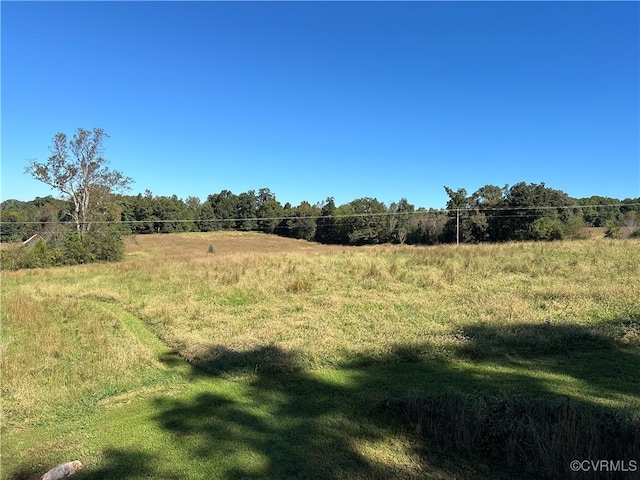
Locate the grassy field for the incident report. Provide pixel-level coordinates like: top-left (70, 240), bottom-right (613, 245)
top-left (2, 232), bottom-right (639, 479)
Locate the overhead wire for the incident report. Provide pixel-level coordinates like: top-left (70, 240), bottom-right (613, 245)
top-left (2, 202), bottom-right (639, 226)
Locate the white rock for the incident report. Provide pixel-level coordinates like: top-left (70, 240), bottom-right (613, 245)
top-left (40, 461), bottom-right (83, 480)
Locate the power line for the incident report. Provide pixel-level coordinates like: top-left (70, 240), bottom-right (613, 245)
top-left (1, 203), bottom-right (638, 226)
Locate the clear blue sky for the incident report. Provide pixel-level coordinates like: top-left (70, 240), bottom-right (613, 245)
top-left (2, 1), bottom-right (639, 209)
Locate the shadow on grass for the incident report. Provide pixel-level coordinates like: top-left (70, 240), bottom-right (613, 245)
top-left (8, 449), bottom-right (177, 480)
top-left (84, 319), bottom-right (640, 479)
top-left (76, 449), bottom-right (181, 480)
top-left (457, 319), bottom-right (640, 399)
top-left (156, 346), bottom-right (408, 479)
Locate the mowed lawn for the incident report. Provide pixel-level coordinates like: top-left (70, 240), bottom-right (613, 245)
top-left (2, 232), bottom-right (639, 479)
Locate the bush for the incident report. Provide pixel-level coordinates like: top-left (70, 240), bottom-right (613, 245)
top-left (83, 227), bottom-right (125, 262)
top-left (0, 228), bottom-right (126, 270)
top-left (22, 240), bottom-right (56, 268)
top-left (62, 231), bottom-right (92, 264)
top-left (0, 239), bottom-right (59, 270)
top-left (564, 216), bottom-right (589, 240)
top-left (530, 217), bottom-right (565, 241)
top-left (604, 221), bottom-right (622, 239)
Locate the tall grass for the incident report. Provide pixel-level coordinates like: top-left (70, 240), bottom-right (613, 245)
top-left (107, 237), bottom-right (640, 375)
top-left (2, 233), bottom-right (639, 479)
top-left (4, 236), bottom-right (639, 407)
top-left (386, 393), bottom-right (640, 479)
top-left (1, 269), bottom-right (170, 426)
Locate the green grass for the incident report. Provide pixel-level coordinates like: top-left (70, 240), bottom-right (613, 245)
top-left (2, 233), bottom-right (639, 479)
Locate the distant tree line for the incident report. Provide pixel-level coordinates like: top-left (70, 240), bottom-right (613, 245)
top-left (5, 127), bottom-right (637, 271)
top-left (3, 183), bottom-right (639, 248)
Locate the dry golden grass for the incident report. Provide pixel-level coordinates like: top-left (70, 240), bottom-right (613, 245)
top-left (111, 236), bottom-right (640, 371)
top-left (2, 232), bottom-right (639, 480)
top-left (124, 230), bottom-right (353, 259)
top-left (2, 233), bottom-right (639, 425)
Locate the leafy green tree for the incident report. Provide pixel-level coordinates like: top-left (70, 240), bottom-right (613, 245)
top-left (334, 198), bottom-right (388, 245)
top-left (256, 188), bottom-right (284, 233)
top-left (442, 187), bottom-right (469, 243)
top-left (185, 196), bottom-right (201, 213)
top-left (444, 187), bottom-right (469, 210)
top-left (1, 197), bottom-right (69, 242)
top-left (0, 210), bottom-right (24, 242)
top-left (119, 191), bottom-right (157, 233)
top-left (150, 195), bottom-right (196, 233)
top-left (287, 201), bottom-right (319, 240)
top-left (443, 185), bottom-right (500, 243)
top-left (61, 231), bottom-right (92, 264)
top-left (577, 196), bottom-right (622, 227)
top-left (470, 184), bottom-right (506, 241)
top-left (388, 198), bottom-right (414, 244)
top-left (315, 198), bottom-right (337, 244)
top-left (471, 185), bottom-right (504, 206)
top-left (208, 190), bottom-right (239, 230)
top-left (236, 191), bottom-right (258, 231)
top-left (503, 182), bottom-right (575, 241)
top-left (408, 209), bottom-right (447, 245)
top-left (331, 203), bottom-right (355, 244)
top-left (82, 226), bottom-right (126, 261)
top-left (185, 196), bottom-right (202, 229)
top-left (530, 217), bottom-right (565, 241)
top-left (196, 201), bottom-right (217, 232)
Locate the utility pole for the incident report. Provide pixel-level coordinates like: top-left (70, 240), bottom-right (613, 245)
top-left (456, 208), bottom-right (460, 246)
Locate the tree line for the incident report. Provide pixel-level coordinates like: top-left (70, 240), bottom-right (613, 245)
top-left (2, 184), bottom-right (639, 247)
top-left (1, 127), bottom-right (638, 269)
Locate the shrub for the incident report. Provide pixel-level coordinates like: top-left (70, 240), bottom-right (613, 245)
top-left (604, 221), bottom-right (622, 239)
top-left (62, 231), bottom-right (92, 264)
top-left (0, 228), bottom-right (126, 270)
top-left (564, 216), bottom-right (589, 240)
top-left (530, 217), bottom-right (565, 241)
top-left (83, 227), bottom-right (125, 262)
top-left (23, 240), bottom-right (55, 268)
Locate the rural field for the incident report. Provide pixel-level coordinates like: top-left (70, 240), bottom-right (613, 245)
top-left (2, 232), bottom-right (639, 479)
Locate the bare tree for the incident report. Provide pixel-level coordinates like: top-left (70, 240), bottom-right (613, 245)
top-left (623, 212), bottom-right (639, 236)
top-left (26, 128), bottom-right (132, 233)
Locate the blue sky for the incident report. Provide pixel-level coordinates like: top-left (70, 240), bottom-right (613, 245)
top-left (2, 1), bottom-right (639, 209)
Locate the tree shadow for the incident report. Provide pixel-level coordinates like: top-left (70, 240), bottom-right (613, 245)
top-left (456, 319), bottom-right (640, 400)
top-left (74, 448), bottom-right (180, 480)
top-left (8, 449), bottom-right (175, 480)
top-left (150, 316), bottom-right (639, 479)
top-left (4, 466), bottom-right (42, 480)
top-left (155, 346), bottom-right (412, 479)
top-left (54, 317), bottom-right (637, 479)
